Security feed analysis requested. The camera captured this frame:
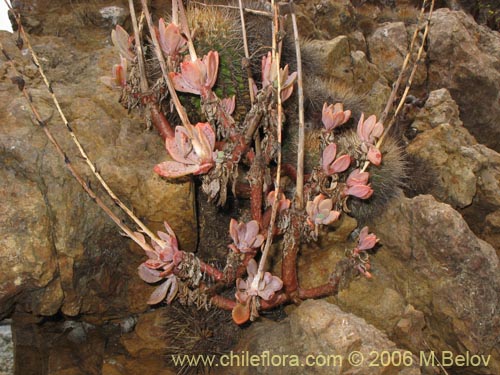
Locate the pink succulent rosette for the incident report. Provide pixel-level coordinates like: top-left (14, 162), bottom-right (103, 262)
top-left (306, 194), bottom-right (341, 228)
top-left (322, 102), bottom-right (351, 132)
top-left (154, 122), bottom-right (216, 178)
top-left (357, 226), bottom-right (378, 251)
top-left (169, 51), bottom-right (219, 97)
top-left (352, 226), bottom-right (378, 278)
top-left (258, 51), bottom-right (297, 101)
top-left (111, 25), bottom-right (135, 61)
top-left (232, 259), bottom-right (283, 324)
top-left (266, 190), bottom-right (291, 213)
top-left (322, 143), bottom-right (351, 176)
top-left (356, 113), bottom-right (384, 166)
top-left (158, 19), bottom-right (186, 57)
top-left (229, 219), bottom-right (265, 253)
top-left (136, 222), bottom-right (184, 305)
top-left (344, 168), bottom-right (374, 200)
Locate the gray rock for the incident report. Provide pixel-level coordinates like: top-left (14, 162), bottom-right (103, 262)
top-left (427, 9), bottom-right (500, 151)
top-left (373, 194), bottom-right (500, 374)
top-left (408, 89), bottom-right (500, 249)
top-left (367, 22), bottom-right (408, 83)
top-left (0, 323), bottom-right (13, 375)
top-left (226, 300), bottom-right (421, 375)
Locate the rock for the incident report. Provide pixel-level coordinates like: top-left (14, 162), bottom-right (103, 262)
top-left (480, 210), bottom-right (500, 255)
top-left (411, 88), bottom-right (462, 132)
top-left (372, 194), bottom-right (500, 374)
top-left (367, 22), bottom-right (408, 83)
top-left (226, 300), bottom-right (421, 375)
top-left (427, 9), bottom-right (500, 151)
top-left (300, 36), bottom-right (391, 116)
top-left (408, 89), bottom-right (500, 247)
top-left (407, 122), bottom-right (478, 208)
top-left (120, 309), bottom-right (165, 358)
top-left (393, 305), bottom-right (426, 352)
top-left (296, 194), bottom-right (500, 374)
top-left (295, 0), bottom-right (355, 39)
top-left (0, 323), bottom-right (13, 375)
top-left (0, 27), bottom-right (197, 322)
top-left (102, 355), bottom-right (175, 375)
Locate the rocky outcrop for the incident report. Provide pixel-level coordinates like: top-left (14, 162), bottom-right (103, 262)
top-left (427, 9), bottom-right (500, 152)
top-left (373, 195), bottom-right (500, 374)
top-left (408, 89), bottom-right (500, 252)
top-left (293, 194), bottom-right (500, 375)
top-left (227, 300), bottom-right (421, 375)
top-left (0, 27), bottom-right (197, 322)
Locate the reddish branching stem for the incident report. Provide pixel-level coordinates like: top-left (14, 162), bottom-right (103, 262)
top-left (148, 101), bottom-right (175, 140)
top-left (199, 261), bottom-right (225, 281)
top-left (248, 156), bottom-right (265, 225)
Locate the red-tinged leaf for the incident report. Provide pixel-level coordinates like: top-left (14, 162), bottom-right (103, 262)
top-left (323, 210), bottom-right (341, 225)
top-left (163, 222), bottom-right (176, 238)
top-left (346, 184), bottom-right (374, 199)
top-left (114, 64), bottom-right (126, 87)
top-left (229, 218), bottom-right (239, 245)
top-left (367, 146), bottom-right (382, 166)
top-left (358, 226), bottom-right (378, 250)
top-left (138, 263), bottom-right (163, 283)
top-left (281, 85), bottom-right (294, 102)
top-left (172, 250), bottom-right (184, 266)
top-left (181, 59), bottom-right (205, 91)
top-left (145, 259), bottom-right (164, 269)
top-left (322, 143), bottom-right (337, 174)
top-left (246, 258), bottom-right (258, 277)
top-left (165, 276), bottom-right (179, 304)
top-left (192, 162), bottom-right (214, 175)
top-left (147, 280), bottom-right (171, 305)
top-left (331, 154), bottom-right (351, 174)
top-left (165, 127), bottom-right (193, 164)
top-left (221, 96), bottom-right (236, 115)
top-left (346, 169), bottom-right (370, 187)
top-left (204, 51), bottom-right (218, 89)
top-left (196, 122), bottom-right (216, 152)
top-left (154, 161), bottom-right (200, 178)
top-left (169, 72), bottom-right (200, 95)
top-left (144, 248), bottom-right (158, 260)
top-left (318, 197), bottom-right (333, 212)
top-left (111, 25), bottom-right (134, 61)
top-left (159, 262), bottom-right (175, 276)
top-left (232, 302), bottom-right (251, 325)
top-left (356, 113), bottom-right (366, 141)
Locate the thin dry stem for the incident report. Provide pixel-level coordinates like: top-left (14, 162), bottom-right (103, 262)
top-left (171, 0), bottom-right (178, 25)
top-left (238, 0), bottom-right (256, 106)
top-left (6, 1), bottom-right (164, 247)
top-left (361, 0), bottom-right (434, 173)
top-left (128, 0), bottom-right (149, 93)
top-left (377, 0), bottom-right (435, 148)
top-left (190, 1), bottom-right (272, 17)
top-left (176, 0), bottom-right (197, 61)
top-left (256, 0), bottom-right (283, 280)
top-left (290, 3), bottom-right (305, 210)
top-left (379, 0), bottom-right (429, 125)
top-left (140, 0), bottom-right (192, 132)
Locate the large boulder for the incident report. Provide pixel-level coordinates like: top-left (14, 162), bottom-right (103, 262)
top-left (427, 9), bottom-right (500, 151)
top-left (0, 28), bottom-right (197, 321)
top-left (408, 89), bottom-right (500, 251)
top-left (226, 300), bottom-right (421, 375)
